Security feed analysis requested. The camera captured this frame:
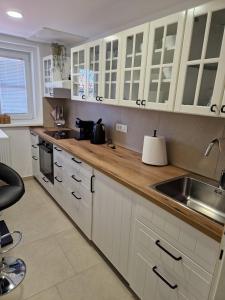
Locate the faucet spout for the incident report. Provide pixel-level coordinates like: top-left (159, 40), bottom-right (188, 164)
top-left (204, 138), bottom-right (222, 157)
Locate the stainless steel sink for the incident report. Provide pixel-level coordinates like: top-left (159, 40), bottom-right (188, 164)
top-left (153, 176), bottom-right (225, 224)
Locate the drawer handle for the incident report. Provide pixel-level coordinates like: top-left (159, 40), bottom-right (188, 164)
top-left (72, 157), bottom-right (82, 164)
top-left (91, 175), bottom-right (95, 193)
top-left (71, 192), bottom-right (82, 200)
top-left (32, 156), bottom-right (38, 161)
top-left (32, 145), bottom-right (38, 149)
top-left (42, 177), bottom-right (49, 183)
top-left (54, 147), bottom-right (62, 152)
top-left (55, 176), bottom-right (63, 183)
top-left (54, 162), bottom-right (62, 168)
top-left (152, 266), bottom-right (178, 290)
top-left (30, 132), bottom-right (36, 136)
top-left (71, 175), bottom-right (82, 182)
top-left (155, 240), bottom-right (182, 261)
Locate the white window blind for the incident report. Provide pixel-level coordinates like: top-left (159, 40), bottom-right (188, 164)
top-left (0, 49), bottom-right (33, 119)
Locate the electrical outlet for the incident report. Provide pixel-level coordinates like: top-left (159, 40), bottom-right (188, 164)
top-left (116, 123), bottom-right (127, 133)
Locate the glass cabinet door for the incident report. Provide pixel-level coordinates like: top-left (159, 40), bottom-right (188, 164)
top-left (43, 56), bottom-right (53, 97)
top-left (86, 40), bottom-right (102, 102)
top-left (144, 12), bottom-right (186, 111)
top-left (102, 35), bottom-right (121, 104)
top-left (71, 47), bottom-right (86, 100)
top-left (119, 24), bottom-right (149, 107)
top-left (175, 1), bottom-right (225, 116)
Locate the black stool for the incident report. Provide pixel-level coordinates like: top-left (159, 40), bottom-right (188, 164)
top-left (0, 163), bottom-right (26, 296)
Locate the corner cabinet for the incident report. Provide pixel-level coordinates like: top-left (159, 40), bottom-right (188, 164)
top-left (143, 12), bottom-right (186, 111)
top-left (175, 0), bottom-right (225, 116)
top-left (119, 23), bottom-right (149, 108)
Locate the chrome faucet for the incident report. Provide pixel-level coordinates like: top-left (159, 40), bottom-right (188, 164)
top-left (204, 138), bottom-right (225, 190)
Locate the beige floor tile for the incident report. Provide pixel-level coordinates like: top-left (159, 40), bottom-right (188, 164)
top-left (4, 180), bottom-right (73, 246)
top-left (55, 229), bottom-right (102, 273)
top-left (25, 287), bottom-right (62, 300)
top-left (7, 236), bottom-right (74, 299)
top-left (57, 264), bottom-right (135, 300)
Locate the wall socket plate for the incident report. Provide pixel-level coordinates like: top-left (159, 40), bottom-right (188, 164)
top-left (116, 123), bottom-right (127, 133)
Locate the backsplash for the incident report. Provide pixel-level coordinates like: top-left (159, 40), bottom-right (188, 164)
top-left (43, 98), bottom-right (225, 180)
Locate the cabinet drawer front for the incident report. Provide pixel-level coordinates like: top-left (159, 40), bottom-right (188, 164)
top-left (64, 151), bottom-right (93, 174)
top-left (64, 165), bottom-right (92, 191)
top-left (131, 220), bottom-right (212, 300)
top-left (134, 195), bottom-right (219, 274)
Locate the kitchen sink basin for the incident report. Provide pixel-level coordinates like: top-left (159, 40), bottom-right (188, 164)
top-left (153, 176), bottom-right (225, 224)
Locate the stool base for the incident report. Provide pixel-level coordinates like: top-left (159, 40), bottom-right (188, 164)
top-left (0, 257), bottom-right (26, 296)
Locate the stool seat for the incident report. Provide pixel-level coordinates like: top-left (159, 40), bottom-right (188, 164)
top-left (0, 163), bottom-right (24, 211)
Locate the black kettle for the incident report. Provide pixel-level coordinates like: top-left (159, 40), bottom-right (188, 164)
top-left (91, 118), bottom-right (105, 144)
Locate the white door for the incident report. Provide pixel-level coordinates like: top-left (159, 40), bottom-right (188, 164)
top-left (43, 55), bottom-right (53, 97)
top-left (144, 12), bottom-right (186, 111)
top-left (101, 34), bottom-right (122, 105)
top-left (86, 40), bottom-right (103, 102)
top-left (175, 0), bottom-right (225, 116)
top-left (119, 23), bottom-right (149, 108)
top-left (92, 170), bottom-right (133, 278)
top-left (71, 45), bottom-right (87, 101)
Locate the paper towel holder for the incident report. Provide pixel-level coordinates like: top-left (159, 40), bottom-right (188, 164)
top-left (142, 129), bottom-right (168, 166)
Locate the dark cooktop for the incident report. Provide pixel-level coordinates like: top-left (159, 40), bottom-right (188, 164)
top-left (44, 130), bottom-right (77, 140)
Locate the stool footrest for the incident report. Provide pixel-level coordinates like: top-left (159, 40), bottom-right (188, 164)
top-left (0, 221), bottom-right (13, 247)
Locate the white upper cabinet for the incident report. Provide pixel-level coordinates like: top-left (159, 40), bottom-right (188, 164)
top-left (175, 0), bottom-right (225, 116)
top-left (71, 45), bottom-right (87, 101)
top-left (86, 40), bottom-right (103, 102)
top-left (43, 55), bottom-right (53, 97)
top-left (101, 34), bottom-right (122, 105)
top-left (119, 24), bottom-right (149, 108)
top-left (143, 12), bottom-right (186, 111)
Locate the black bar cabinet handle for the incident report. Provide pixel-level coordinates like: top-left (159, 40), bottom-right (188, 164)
top-left (221, 105), bottom-right (225, 113)
top-left (155, 240), bottom-right (182, 261)
top-left (54, 147), bottom-right (62, 152)
top-left (71, 192), bottom-right (82, 200)
top-left (99, 97), bottom-right (103, 102)
top-left (54, 162), bottom-right (62, 168)
top-left (82, 94), bottom-right (86, 100)
top-left (30, 132), bottom-right (36, 136)
top-left (42, 177), bottom-right (48, 183)
top-left (32, 145), bottom-right (38, 149)
top-left (96, 96), bottom-right (99, 101)
top-left (136, 99), bottom-right (141, 106)
top-left (32, 156), bottom-right (38, 161)
top-left (152, 266), bottom-right (178, 290)
top-left (72, 157), bottom-right (82, 164)
top-left (55, 176), bottom-right (62, 183)
top-left (91, 175), bottom-right (95, 193)
top-left (71, 175), bottom-right (82, 182)
top-left (141, 99), bottom-right (146, 106)
top-left (210, 104), bottom-right (217, 113)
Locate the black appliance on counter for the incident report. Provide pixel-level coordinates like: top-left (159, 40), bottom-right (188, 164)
top-left (91, 118), bottom-right (106, 144)
top-left (38, 138), bottom-right (54, 183)
top-left (75, 118), bottom-right (94, 140)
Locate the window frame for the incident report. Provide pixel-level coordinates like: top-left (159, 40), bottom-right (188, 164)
top-left (0, 39), bottom-right (43, 126)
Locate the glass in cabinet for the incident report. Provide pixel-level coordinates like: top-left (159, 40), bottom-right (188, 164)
top-left (86, 40), bottom-right (103, 102)
top-left (71, 46), bottom-right (86, 100)
top-left (119, 24), bottom-right (149, 107)
top-left (102, 34), bottom-right (122, 104)
top-left (143, 12), bottom-right (186, 111)
top-left (43, 56), bottom-right (53, 97)
top-left (175, 1), bottom-right (225, 116)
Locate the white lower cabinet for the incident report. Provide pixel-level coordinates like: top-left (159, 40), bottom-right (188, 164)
top-left (92, 170), bottom-right (133, 278)
top-left (128, 195), bottom-right (220, 300)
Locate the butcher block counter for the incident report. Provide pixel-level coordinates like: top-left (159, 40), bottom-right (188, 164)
top-left (31, 127), bottom-right (224, 242)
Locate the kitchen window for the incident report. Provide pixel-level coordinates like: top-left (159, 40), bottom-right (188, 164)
top-left (0, 49), bottom-right (33, 119)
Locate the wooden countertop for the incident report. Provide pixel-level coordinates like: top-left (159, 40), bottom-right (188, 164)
top-left (31, 127), bottom-right (224, 242)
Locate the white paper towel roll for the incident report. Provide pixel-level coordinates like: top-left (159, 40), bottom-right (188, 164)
top-left (142, 135), bottom-right (168, 166)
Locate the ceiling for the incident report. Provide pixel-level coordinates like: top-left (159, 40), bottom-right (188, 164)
top-left (0, 0), bottom-right (207, 45)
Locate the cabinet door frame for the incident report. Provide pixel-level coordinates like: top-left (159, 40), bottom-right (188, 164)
top-left (144, 11), bottom-right (186, 112)
top-left (43, 55), bottom-right (53, 97)
top-left (85, 39), bottom-right (103, 103)
top-left (71, 44), bottom-right (87, 101)
top-left (219, 88), bottom-right (225, 117)
top-left (101, 34), bottom-right (122, 105)
top-left (119, 23), bottom-right (150, 108)
top-left (175, 0), bottom-right (225, 117)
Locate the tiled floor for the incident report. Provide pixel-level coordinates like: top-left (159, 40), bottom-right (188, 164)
top-left (2, 179), bottom-right (136, 300)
